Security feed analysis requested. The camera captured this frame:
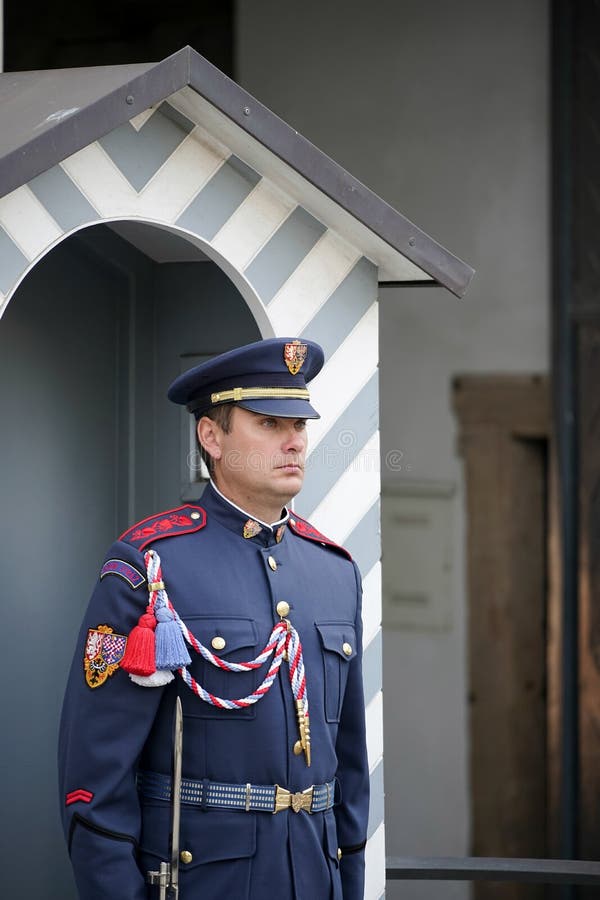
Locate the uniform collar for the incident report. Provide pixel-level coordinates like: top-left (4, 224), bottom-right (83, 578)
top-left (202, 481), bottom-right (289, 546)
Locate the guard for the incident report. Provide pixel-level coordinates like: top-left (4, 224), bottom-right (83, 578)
top-left (58, 337), bottom-right (369, 899)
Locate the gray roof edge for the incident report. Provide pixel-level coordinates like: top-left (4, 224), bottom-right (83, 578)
top-left (187, 51), bottom-right (475, 298)
top-left (0, 46), bottom-right (474, 298)
top-left (0, 49), bottom-right (191, 200)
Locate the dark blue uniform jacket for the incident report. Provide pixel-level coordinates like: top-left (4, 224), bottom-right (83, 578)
top-left (58, 483), bottom-right (369, 899)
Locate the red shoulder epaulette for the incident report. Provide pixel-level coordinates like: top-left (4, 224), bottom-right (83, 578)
top-left (119, 504), bottom-right (207, 551)
top-left (288, 514), bottom-right (352, 561)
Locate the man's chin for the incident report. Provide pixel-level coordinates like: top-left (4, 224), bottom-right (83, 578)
top-left (272, 468), bottom-right (304, 494)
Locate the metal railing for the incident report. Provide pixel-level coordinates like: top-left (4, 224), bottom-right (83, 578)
top-left (386, 857), bottom-right (600, 885)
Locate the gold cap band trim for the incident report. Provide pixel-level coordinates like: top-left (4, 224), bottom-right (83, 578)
top-left (211, 386), bottom-right (310, 404)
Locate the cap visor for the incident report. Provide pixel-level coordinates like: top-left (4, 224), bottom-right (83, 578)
top-left (236, 398), bottom-right (320, 419)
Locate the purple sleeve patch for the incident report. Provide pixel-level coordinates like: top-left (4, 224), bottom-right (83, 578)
top-left (100, 559), bottom-right (146, 589)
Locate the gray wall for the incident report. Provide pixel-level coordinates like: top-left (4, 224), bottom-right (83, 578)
top-left (237, 2), bottom-right (549, 897)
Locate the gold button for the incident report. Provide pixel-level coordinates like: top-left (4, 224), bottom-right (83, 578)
top-left (180, 850), bottom-right (193, 864)
top-left (276, 600), bottom-right (290, 617)
top-left (268, 556), bottom-right (277, 571)
top-left (337, 847), bottom-right (343, 861)
top-left (190, 511), bottom-right (201, 520)
top-left (342, 642), bottom-right (352, 656)
top-left (211, 636), bottom-right (226, 651)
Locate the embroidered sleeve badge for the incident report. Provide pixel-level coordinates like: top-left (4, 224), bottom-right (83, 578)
top-left (100, 559), bottom-right (145, 589)
top-left (84, 625), bottom-right (128, 689)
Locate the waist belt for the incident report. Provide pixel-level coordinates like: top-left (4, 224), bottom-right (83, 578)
top-left (137, 770), bottom-right (336, 815)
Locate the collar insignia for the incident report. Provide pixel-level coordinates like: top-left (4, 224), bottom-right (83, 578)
top-left (276, 524), bottom-right (287, 543)
top-left (243, 519), bottom-right (263, 539)
top-left (283, 340), bottom-right (308, 375)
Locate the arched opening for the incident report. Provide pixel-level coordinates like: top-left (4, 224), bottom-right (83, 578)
top-left (0, 220), bottom-right (261, 897)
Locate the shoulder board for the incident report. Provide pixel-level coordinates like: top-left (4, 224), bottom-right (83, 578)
top-left (119, 504), bottom-right (207, 551)
top-left (288, 514), bottom-right (352, 561)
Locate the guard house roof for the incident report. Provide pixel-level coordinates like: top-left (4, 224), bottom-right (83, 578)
top-left (0, 46), bottom-right (474, 297)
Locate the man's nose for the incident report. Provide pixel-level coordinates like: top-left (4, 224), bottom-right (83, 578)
top-left (282, 427), bottom-right (305, 452)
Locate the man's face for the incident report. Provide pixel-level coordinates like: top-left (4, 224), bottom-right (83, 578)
top-left (203, 407), bottom-right (308, 515)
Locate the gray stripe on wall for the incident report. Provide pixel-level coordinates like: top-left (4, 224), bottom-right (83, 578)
top-left (301, 372), bottom-right (379, 517)
top-left (368, 757), bottom-right (385, 840)
top-left (301, 257), bottom-right (378, 360)
top-left (362, 629), bottom-right (382, 707)
top-left (29, 166), bottom-right (98, 232)
top-left (99, 102), bottom-right (194, 192)
top-left (0, 226), bottom-right (29, 295)
top-left (345, 499), bottom-right (381, 577)
top-left (177, 155), bottom-right (261, 241)
top-left (244, 206), bottom-right (326, 304)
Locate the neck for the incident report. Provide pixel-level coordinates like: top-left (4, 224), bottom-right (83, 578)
top-left (210, 479), bottom-right (288, 527)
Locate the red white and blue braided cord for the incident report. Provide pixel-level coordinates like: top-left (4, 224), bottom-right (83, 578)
top-left (144, 550), bottom-right (309, 717)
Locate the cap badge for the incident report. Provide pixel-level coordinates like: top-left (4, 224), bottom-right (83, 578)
top-left (283, 341), bottom-right (308, 376)
top-left (243, 519), bottom-right (263, 539)
top-left (84, 625), bottom-right (127, 688)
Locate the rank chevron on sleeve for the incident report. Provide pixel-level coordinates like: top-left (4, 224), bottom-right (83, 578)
top-left (65, 789), bottom-right (94, 806)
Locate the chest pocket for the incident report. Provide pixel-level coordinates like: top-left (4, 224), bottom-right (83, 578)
top-left (315, 621), bottom-right (357, 723)
top-left (181, 616), bottom-right (259, 720)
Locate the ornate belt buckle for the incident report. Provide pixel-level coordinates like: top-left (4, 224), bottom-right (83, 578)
top-left (273, 784), bottom-right (314, 814)
top-left (292, 786), bottom-right (313, 814)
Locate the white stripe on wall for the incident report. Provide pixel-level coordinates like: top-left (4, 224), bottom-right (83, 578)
top-left (268, 230), bottom-right (361, 335)
top-left (212, 180), bottom-right (295, 270)
top-left (0, 185), bottom-right (62, 259)
top-left (309, 431), bottom-right (380, 545)
top-left (362, 562), bottom-right (382, 648)
top-left (307, 301), bottom-right (379, 448)
top-left (61, 129), bottom-right (227, 220)
top-left (366, 690), bottom-right (384, 771)
top-left (143, 125), bottom-right (230, 215)
top-left (365, 821), bottom-right (387, 900)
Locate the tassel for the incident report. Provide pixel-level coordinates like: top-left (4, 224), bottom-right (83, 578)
top-left (121, 606), bottom-right (157, 677)
top-left (154, 606), bottom-right (191, 670)
top-left (130, 669), bottom-right (175, 687)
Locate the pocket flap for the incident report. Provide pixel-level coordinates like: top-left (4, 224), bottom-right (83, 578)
top-left (181, 810), bottom-right (256, 867)
top-left (315, 622), bottom-right (357, 661)
top-left (184, 616), bottom-right (258, 656)
top-left (140, 805), bottom-right (256, 867)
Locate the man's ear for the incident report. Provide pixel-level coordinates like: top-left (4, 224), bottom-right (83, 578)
top-left (197, 416), bottom-right (222, 461)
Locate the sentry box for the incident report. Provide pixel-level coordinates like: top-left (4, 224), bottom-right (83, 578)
top-left (0, 46), bottom-right (473, 900)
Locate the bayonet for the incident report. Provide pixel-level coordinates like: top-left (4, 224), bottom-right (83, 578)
top-left (147, 695), bottom-right (184, 899)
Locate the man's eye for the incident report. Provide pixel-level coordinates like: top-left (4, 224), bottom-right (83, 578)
top-left (295, 420), bottom-right (307, 431)
top-left (262, 418), bottom-right (276, 427)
